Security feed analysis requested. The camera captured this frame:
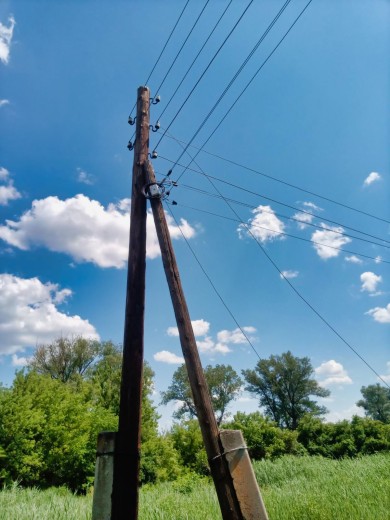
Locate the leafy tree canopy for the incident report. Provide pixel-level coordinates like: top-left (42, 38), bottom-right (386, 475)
top-left (243, 351), bottom-right (330, 430)
top-left (357, 384), bottom-right (390, 423)
top-left (161, 364), bottom-right (242, 426)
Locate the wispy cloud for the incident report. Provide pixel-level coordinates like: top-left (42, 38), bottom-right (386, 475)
top-left (345, 255), bottom-right (362, 264)
top-left (280, 270), bottom-right (299, 279)
top-left (366, 303), bottom-right (390, 323)
top-left (0, 15), bottom-right (15, 65)
top-left (363, 172), bottom-right (381, 187)
top-left (0, 166), bottom-right (21, 205)
top-left (0, 195), bottom-right (196, 268)
top-left (315, 360), bottom-right (353, 387)
top-left (311, 224), bottom-right (351, 259)
top-left (0, 99), bottom-right (9, 108)
top-left (0, 274), bottom-right (98, 354)
top-left (76, 167), bottom-right (95, 186)
top-left (238, 205), bottom-right (285, 242)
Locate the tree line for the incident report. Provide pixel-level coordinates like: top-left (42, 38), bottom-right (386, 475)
top-left (0, 337), bottom-right (389, 492)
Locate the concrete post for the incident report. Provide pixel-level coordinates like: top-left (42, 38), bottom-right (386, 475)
top-left (219, 430), bottom-right (269, 520)
top-left (92, 432), bottom-right (116, 520)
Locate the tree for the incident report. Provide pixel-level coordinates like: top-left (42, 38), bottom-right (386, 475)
top-left (161, 364), bottom-right (242, 425)
top-left (29, 336), bottom-right (102, 383)
top-left (243, 351), bottom-right (330, 430)
top-left (357, 384), bottom-right (390, 423)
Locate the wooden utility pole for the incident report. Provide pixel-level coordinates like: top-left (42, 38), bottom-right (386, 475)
top-left (111, 86), bottom-right (150, 519)
top-left (144, 160), bottom-right (244, 520)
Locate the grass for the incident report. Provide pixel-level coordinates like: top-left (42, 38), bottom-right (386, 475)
top-left (0, 453), bottom-right (389, 519)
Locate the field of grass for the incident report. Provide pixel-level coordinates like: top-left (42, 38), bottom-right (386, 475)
top-left (0, 453), bottom-right (389, 519)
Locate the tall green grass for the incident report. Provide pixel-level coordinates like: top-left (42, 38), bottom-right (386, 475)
top-left (0, 453), bottom-right (388, 519)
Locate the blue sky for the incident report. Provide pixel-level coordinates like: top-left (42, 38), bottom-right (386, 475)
top-left (0, 0), bottom-right (389, 428)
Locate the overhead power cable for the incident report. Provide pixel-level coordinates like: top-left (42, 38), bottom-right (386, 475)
top-left (165, 126), bottom-right (390, 389)
top-left (153, 1), bottom-right (211, 98)
top-left (177, 183), bottom-right (390, 253)
top-left (157, 1), bottom-right (233, 122)
top-left (152, 0), bottom-right (255, 151)
top-left (159, 131), bottom-right (390, 225)
top-left (174, 0), bottom-right (314, 182)
top-left (170, 200), bottom-right (390, 264)
top-left (129, 0), bottom-right (190, 117)
top-left (160, 0), bottom-right (294, 161)
top-left (160, 155), bottom-right (390, 246)
top-left (166, 203), bottom-right (261, 360)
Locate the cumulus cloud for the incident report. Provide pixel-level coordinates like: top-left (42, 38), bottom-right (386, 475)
top-left (238, 205), bottom-right (285, 242)
top-left (167, 319), bottom-right (210, 338)
top-left (11, 354), bottom-right (32, 367)
top-left (0, 194), bottom-right (196, 268)
top-left (280, 270), bottom-right (299, 279)
top-left (0, 99), bottom-right (9, 108)
top-left (77, 167), bottom-right (95, 185)
top-left (153, 350), bottom-right (184, 364)
top-left (0, 15), bottom-right (15, 64)
top-left (360, 272), bottom-right (382, 293)
top-left (167, 321), bottom-right (257, 356)
top-left (315, 360), bottom-right (353, 387)
top-left (325, 404), bottom-right (364, 423)
top-left (311, 224), bottom-right (351, 259)
top-left (293, 202), bottom-right (322, 230)
top-left (0, 274), bottom-right (98, 354)
top-left (0, 166), bottom-right (21, 205)
top-left (366, 303), bottom-right (390, 323)
top-left (345, 255), bottom-right (362, 264)
top-left (363, 172), bottom-right (381, 186)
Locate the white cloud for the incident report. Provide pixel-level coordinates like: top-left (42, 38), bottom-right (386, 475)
top-left (345, 255), bottom-right (362, 264)
top-left (325, 404), bottom-right (364, 423)
top-left (167, 319), bottom-right (209, 338)
top-left (0, 99), bottom-right (9, 108)
top-left (302, 201), bottom-right (322, 211)
top-left (0, 167), bottom-right (21, 205)
top-left (380, 362), bottom-right (390, 383)
top-left (153, 350), bottom-right (184, 364)
top-left (0, 274), bottom-right (99, 354)
top-left (0, 16), bottom-right (15, 64)
top-left (375, 256), bottom-right (382, 264)
top-left (280, 270), bottom-right (299, 279)
top-left (77, 167), bottom-right (95, 186)
top-left (366, 303), bottom-right (390, 323)
top-left (0, 167), bottom-right (9, 180)
top-left (363, 172), bottom-right (381, 186)
top-left (311, 224), bottom-right (352, 259)
top-left (217, 326), bottom-right (256, 345)
top-left (197, 337), bottom-right (231, 355)
top-left (0, 194), bottom-right (196, 268)
top-left (238, 205), bottom-right (285, 242)
top-left (360, 272), bottom-right (382, 293)
top-left (315, 360), bottom-right (353, 387)
top-left (293, 211), bottom-right (314, 230)
top-left (11, 353), bottom-right (32, 367)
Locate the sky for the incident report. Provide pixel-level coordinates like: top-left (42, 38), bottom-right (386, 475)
top-left (0, 0), bottom-right (389, 429)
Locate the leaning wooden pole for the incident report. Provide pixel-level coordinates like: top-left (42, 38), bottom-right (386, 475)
top-left (144, 160), bottom-right (244, 520)
top-left (111, 86), bottom-right (150, 519)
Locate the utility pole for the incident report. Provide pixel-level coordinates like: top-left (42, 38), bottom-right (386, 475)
top-left (111, 86), bottom-right (150, 519)
top-left (144, 160), bottom-right (244, 520)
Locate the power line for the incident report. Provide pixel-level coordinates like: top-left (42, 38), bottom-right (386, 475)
top-left (160, 155), bottom-right (390, 246)
top-left (152, 0), bottom-right (255, 151)
top-left (159, 131), bottom-right (390, 225)
top-left (129, 0), bottom-right (190, 117)
top-left (153, 1), bottom-right (211, 98)
top-left (157, 1), bottom-right (233, 123)
top-left (174, 0), bottom-right (314, 182)
top-left (163, 0), bottom-right (294, 165)
top-left (166, 203), bottom-right (261, 360)
top-left (170, 199), bottom-right (390, 265)
top-left (164, 128), bottom-right (390, 388)
top-left (177, 182), bottom-right (390, 251)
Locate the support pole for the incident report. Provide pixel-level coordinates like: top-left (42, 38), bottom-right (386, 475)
top-left (111, 86), bottom-right (150, 519)
top-left (144, 160), bottom-right (244, 520)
